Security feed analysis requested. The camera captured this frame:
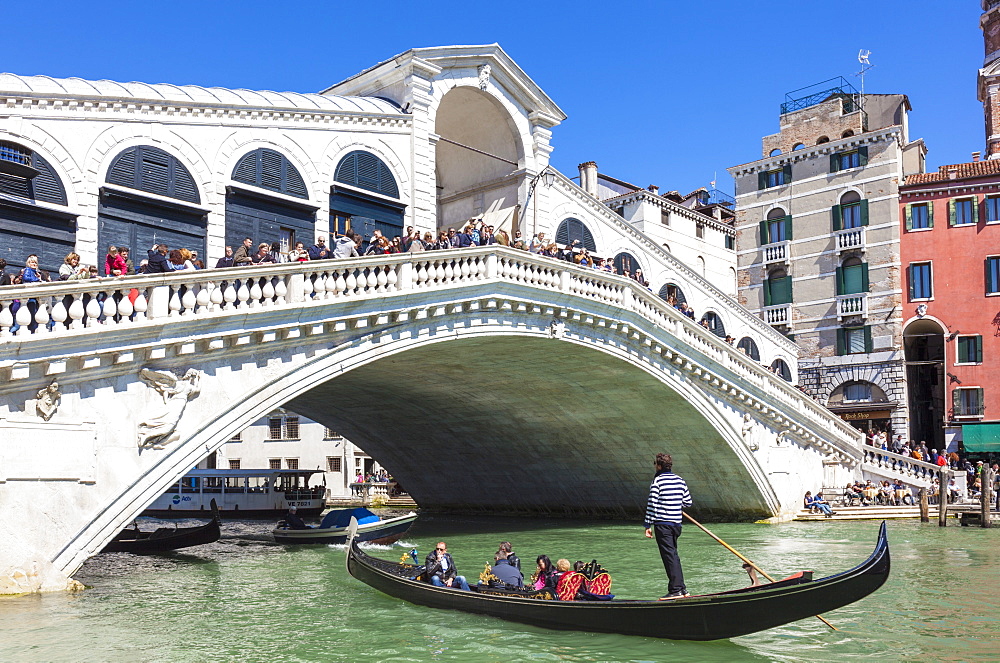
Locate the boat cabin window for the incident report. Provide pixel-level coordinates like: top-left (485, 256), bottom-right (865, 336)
top-left (225, 476), bottom-right (247, 492)
top-left (181, 477), bottom-right (201, 493)
top-left (248, 476), bottom-right (269, 492)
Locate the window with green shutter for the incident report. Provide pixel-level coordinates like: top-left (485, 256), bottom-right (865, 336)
top-left (956, 335), bottom-right (983, 364)
top-left (837, 326), bottom-right (871, 355)
top-left (758, 165), bottom-right (791, 190)
top-left (953, 388), bottom-right (985, 417)
top-left (766, 269), bottom-right (792, 306)
top-left (987, 256), bottom-right (1000, 295)
top-left (830, 146), bottom-right (868, 173)
top-left (906, 202), bottom-right (932, 231)
top-left (838, 260), bottom-right (868, 295)
top-left (950, 197), bottom-right (977, 226)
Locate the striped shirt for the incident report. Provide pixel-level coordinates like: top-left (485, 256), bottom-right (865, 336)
top-left (644, 471), bottom-right (692, 527)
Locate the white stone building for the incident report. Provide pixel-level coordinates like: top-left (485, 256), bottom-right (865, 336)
top-left (195, 408), bottom-right (383, 498)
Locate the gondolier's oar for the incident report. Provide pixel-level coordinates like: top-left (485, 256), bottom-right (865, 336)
top-left (682, 511), bottom-right (838, 632)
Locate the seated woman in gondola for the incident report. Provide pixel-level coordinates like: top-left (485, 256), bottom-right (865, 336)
top-left (531, 555), bottom-right (557, 591)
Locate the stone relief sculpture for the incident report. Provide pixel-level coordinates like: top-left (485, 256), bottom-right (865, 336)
top-left (741, 413), bottom-right (759, 451)
top-left (34, 380), bottom-right (61, 421)
top-left (478, 64), bottom-right (492, 90)
top-left (137, 368), bottom-right (202, 449)
top-left (548, 320), bottom-right (566, 339)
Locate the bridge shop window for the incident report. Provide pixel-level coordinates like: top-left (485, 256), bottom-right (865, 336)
top-left (330, 150), bottom-right (404, 243)
top-left (555, 217), bottom-right (597, 252)
top-left (904, 202), bottom-right (933, 231)
top-left (757, 164), bottom-right (791, 190)
top-left (833, 191), bottom-right (868, 230)
top-left (658, 283), bottom-right (687, 306)
top-left (760, 208), bottom-right (791, 245)
top-left (764, 268), bottom-right (792, 306)
top-left (227, 148), bottom-right (316, 256)
top-left (949, 196), bottom-right (978, 227)
top-left (837, 325), bottom-right (872, 355)
top-left (0, 140), bottom-right (73, 273)
top-left (100, 145), bottom-right (206, 264)
top-left (770, 358), bottom-right (792, 382)
top-left (700, 311), bottom-right (726, 338)
top-left (830, 146), bottom-right (868, 172)
top-left (837, 257), bottom-right (869, 296)
top-left (737, 337), bottom-right (760, 361)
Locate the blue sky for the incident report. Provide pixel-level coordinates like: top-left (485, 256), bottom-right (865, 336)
top-left (4, 1), bottom-right (982, 196)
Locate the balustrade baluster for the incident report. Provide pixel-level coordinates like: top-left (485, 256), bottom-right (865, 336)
top-left (274, 277), bottom-right (288, 304)
top-left (68, 293), bottom-right (86, 328)
top-left (236, 280), bottom-right (251, 308)
top-left (168, 288), bottom-right (183, 317)
top-left (209, 282), bottom-right (224, 311)
top-left (85, 295), bottom-right (103, 327)
top-left (196, 284), bottom-right (212, 312)
top-left (386, 265), bottom-right (398, 291)
top-left (302, 274), bottom-right (315, 300)
top-left (376, 267), bottom-right (388, 291)
top-left (249, 279), bottom-right (263, 307)
top-left (344, 270), bottom-right (357, 295)
top-left (415, 261), bottom-right (428, 286)
top-left (103, 291), bottom-right (119, 325)
top-left (444, 261), bottom-right (455, 282)
top-left (261, 279), bottom-right (276, 306)
top-left (50, 298), bottom-right (68, 333)
top-left (118, 290), bottom-right (135, 320)
top-left (0, 300), bottom-right (12, 336)
top-left (34, 300), bottom-right (52, 333)
top-left (365, 268), bottom-right (378, 291)
top-left (181, 287), bottom-right (197, 315)
top-left (330, 270), bottom-right (344, 297)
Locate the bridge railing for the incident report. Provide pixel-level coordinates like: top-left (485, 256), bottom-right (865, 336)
top-left (861, 447), bottom-right (954, 484)
top-left (0, 246), bottom-right (862, 456)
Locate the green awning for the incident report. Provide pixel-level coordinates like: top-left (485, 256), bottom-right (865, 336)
top-left (962, 424), bottom-right (1000, 452)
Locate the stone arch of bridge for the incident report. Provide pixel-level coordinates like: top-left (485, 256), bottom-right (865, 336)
top-left (60, 312), bottom-right (780, 575)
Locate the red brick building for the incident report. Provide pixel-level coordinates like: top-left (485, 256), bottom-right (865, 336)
top-left (896, 1), bottom-right (1000, 455)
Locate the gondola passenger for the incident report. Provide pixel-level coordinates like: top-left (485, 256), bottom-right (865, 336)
top-left (424, 541), bottom-right (471, 591)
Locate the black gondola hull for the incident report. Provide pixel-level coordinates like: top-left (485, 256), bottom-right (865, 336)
top-left (102, 500), bottom-right (222, 554)
top-left (345, 521), bottom-right (890, 641)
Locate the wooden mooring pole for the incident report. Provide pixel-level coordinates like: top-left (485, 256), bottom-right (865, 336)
top-left (919, 488), bottom-right (929, 523)
top-left (982, 467), bottom-right (994, 529)
top-left (937, 469), bottom-right (948, 527)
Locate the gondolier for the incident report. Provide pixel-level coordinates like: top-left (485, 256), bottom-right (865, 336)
top-left (644, 452), bottom-right (693, 600)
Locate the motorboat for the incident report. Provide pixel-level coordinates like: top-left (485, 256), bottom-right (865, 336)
top-left (273, 507), bottom-right (417, 545)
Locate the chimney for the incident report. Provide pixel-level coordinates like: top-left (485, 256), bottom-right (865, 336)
top-left (947, 167), bottom-right (959, 180)
top-left (972, 151), bottom-right (982, 162)
top-left (648, 185), bottom-right (659, 195)
top-left (578, 161), bottom-right (598, 197)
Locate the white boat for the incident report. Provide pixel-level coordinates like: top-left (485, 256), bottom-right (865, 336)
top-left (144, 468), bottom-right (326, 519)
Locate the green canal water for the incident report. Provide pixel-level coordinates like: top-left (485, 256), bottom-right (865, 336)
top-left (2, 516), bottom-right (998, 662)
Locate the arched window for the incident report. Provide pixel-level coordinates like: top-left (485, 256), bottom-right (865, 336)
top-left (837, 256), bottom-right (868, 295)
top-left (765, 267), bottom-right (792, 306)
top-left (331, 150), bottom-right (404, 241)
top-left (658, 283), bottom-right (687, 306)
top-left (737, 337), bottom-right (760, 361)
top-left (792, 143), bottom-right (805, 151)
top-left (613, 252), bottom-right (640, 276)
top-left (232, 148), bottom-right (308, 199)
top-left (816, 136), bottom-right (830, 145)
top-left (0, 141), bottom-right (73, 272)
top-left (106, 145), bottom-right (200, 203)
top-left (835, 190), bottom-right (868, 230)
top-left (769, 148), bottom-right (782, 156)
top-left (555, 218), bottom-right (597, 252)
top-left (771, 358), bottom-right (792, 381)
top-left (762, 207), bottom-right (790, 244)
top-left (700, 311), bottom-right (726, 338)
top-left (334, 150), bottom-right (399, 198)
top-left (842, 130), bottom-right (855, 138)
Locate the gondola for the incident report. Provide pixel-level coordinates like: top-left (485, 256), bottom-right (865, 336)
top-left (273, 508), bottom-right (417, 545)
top-left (344, 519), bottom-right (890, 641)
top-left (102, 499), bottom-right (222, 554)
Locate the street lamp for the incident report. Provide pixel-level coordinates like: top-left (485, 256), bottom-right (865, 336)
top-left (524, 167), bottom-right (556, 240)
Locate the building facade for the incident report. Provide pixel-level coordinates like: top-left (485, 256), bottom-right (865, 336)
top-left (892, 0), bottom-right (1000, 455)
top-left (729, 81), bottom-right (926, 438)
top-left (197, 408), bottom-right (384, 498)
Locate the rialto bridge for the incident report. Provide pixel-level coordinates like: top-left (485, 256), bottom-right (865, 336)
top-left (0, 247), bottom-right (866, 593)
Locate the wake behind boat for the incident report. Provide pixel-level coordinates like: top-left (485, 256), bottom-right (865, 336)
top-left (273, 507), bottom-right (417, 545)
top-left (344, 520), bottom-right (890, 641)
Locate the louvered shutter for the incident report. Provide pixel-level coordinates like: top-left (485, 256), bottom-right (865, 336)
top-left (171, 159), bottom-right (199, 203)
top-left (763, 277), bottom-right (772, 307)
top-left (783, 274), bottom-right (793, 304)
top-left (378, 161), bottom-right (399, 198)
top-left (952, 388), bottom-right (961, 413)
top-left (335, 151), bottom-right (399, 199)
top-left (758, 172), bottom-right (767, 190)
top-left (905, 204), bottom-right (912, 231)
top-left (836, 266), bottom-right (845, 296)
top-left (285, 165), bottom-right (307, 199)
top-left (976, 335), bottom-right (983, 363)
top-left (760, 220), bottom-right (769, 244)
top-left (784, 216), bottom-right (793, 241)
top-left (260, 150), bottom-right (283, 191)
top-left (858, 146), bottom-right (869, 167)
top-left (864, 326), bottom-right (873, 353)
top-left (949, 200), bottom-right (957, 226)
top-left (830, 154), bottom-right (839, 173)
top-left (832, 204), bottom-right (844, 231)
top-left (29, 154), bottom-right (67, 205)
top-left (861, 263), bottom-right (869, 292)
top-left (140, 148), bottom-right (171, 198)
top-left (555, 218), bottom-right (596, 252)
top-left (782, 164), bottom-right (792, 184)
top-left (927, 201), bottom-right (934, 228)
top-left (907, 265), bottom-right (915, 299)
top-left (973, 197), bottom-right (981, 224)
top-left (107, 149), bottom-right (137, 188)
top-left (233, 152), bottom-right (257, 184)
top-left (859, 200), bottom-right (869, 226)
top-left (836, 328), bottom-right (846, 356)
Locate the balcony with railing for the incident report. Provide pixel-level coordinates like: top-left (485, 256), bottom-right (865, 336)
top-left (835, 226), bottom-right (866, 253)
top-left (763, 240), bottom-right (789, 265)
top-left (762, 304), bottom-right (791, 327)
top-left (837, 293), bottom-right (867, 319)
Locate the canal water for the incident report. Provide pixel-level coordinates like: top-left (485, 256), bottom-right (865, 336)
top-left (2, 516), bottom-right (997, 662)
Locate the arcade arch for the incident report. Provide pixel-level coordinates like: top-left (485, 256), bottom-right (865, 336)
top-left (904, 317), bottom-right (945, 448)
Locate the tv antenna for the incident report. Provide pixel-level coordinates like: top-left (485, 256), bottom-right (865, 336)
top-left (856, 49), bottom-right (874, 97)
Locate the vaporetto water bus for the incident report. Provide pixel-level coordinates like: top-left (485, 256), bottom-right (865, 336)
top-left (143, 469), bottom-right (327, 518)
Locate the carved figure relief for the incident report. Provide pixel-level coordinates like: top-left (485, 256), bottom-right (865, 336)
top-left (741, 413), bottom-right (759, 451)
top-left (35, 380), bottom-right (61, 421)
top-left (137, 368), bottom-right (202, 450)
top-left (548, 320), bottom-right (565, 339)
top-left (478, 64), bottom-right (492, 91)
